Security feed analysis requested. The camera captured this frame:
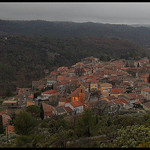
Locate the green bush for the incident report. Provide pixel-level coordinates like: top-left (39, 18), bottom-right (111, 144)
top-left (14, 111), bottom-right (38, 135)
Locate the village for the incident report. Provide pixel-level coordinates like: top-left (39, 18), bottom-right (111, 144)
top-left (1, 56), bottom-right (150, 135)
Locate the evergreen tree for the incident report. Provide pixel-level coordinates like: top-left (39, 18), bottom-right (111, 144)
top-left (0, 115), bottom-right (4, 134)
top-left (14, 111), bottom-right (38, 135)
top-left (26, 105), bottom-right (41, 119)
top-left (148, 74), bottom-right (150, 83)
top-left (76, 109), bottom-right (97, 137)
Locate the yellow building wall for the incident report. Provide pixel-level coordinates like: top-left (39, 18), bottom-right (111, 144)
top-left (26, 100), bottom-right (35, 107)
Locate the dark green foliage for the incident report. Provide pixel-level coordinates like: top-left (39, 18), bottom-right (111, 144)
top-left (14, 111), bottom-right (38, 135)
top-left (15, 135), bottom-right (33, 147)
top-left (112, 125), bottom-right (150, 148)
top-left (148, 74), bottom-right (150, 83)
top-left (33, 90), bottom-right (41, 98)
top-left (5, 109), bottom-right (150, 148)
top-left (25, 105), bottom-right (41, 119)
top-left (1, 20), bottom-right (150, 47)
top-left (40, 104), bottom-right (44, 120)
top-left (0, 115), bottom-right (4, 134)
top-left (4, 88), bottom-right (13, 97)
top-left (113, 114), bottom-right (144, 128)
top-left (76, 109), bottom-right (97, 137)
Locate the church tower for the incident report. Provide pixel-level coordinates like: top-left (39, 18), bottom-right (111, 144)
top-left (78, 85), bottom-right (85, 103)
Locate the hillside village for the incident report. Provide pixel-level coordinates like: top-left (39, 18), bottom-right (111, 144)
top-left (1, 56), bottom-right (150, 135)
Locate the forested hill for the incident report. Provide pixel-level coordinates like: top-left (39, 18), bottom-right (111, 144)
top-left (0, 35), bottom-right (146, 96)
top-left (1, 20), bottom-right (150, 47)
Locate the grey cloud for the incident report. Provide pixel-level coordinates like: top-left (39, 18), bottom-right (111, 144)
top-left (0, 2), bottom-right (150, 24)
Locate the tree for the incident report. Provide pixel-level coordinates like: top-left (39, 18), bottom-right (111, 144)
top-left (26, 105), bottom-right (41, 119)
top-left (126, 86), bottom-right (133, 93)
top-left (91, 100), bottom-right (112, 116)
top-left (0, 115), bottom-right (4, 134)
top-left (113, 114), bottom-right (144, 128)
top-left (33, 90), bottom-right (41, 98)
top-left (14, 111), bottom-right (38, 135)
top-left (91, 90), bottom-right (101, 100)
top-left (148, 74), bottom-right (150, 83)
top-left (138, 141), bottom-right (150, 148)
top-left (112, 125), bottom-right (150, 148)
top-left (76, 109), bottom-right (97, 137)
top-left (5, 88), bottom-right (13, 97)
top-left (51, 126), bottom-right (73, 148)
top-left (137, 62), bottom-right (140, 67)
top-left (15, 135), bottom-right (33, 147)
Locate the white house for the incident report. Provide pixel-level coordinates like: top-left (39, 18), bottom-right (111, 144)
top-left (65, 101), bottom-right (84, 114)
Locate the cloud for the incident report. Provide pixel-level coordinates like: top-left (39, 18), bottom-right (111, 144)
top-left (0, 2), bottom-right (150, 24)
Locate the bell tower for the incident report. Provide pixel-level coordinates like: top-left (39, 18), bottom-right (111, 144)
top-left (79, 85), bottom-right (85, 103)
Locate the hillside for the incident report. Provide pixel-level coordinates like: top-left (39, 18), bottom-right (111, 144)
top-left (1, 20), bottom-right (150, 47)
top-left (0, 35), bottom-right (146, 96)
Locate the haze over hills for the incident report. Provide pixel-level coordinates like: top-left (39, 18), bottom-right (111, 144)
top-left (1, 19), bottom-right (150, 47)
top-left (130, 24), bottom-right (150, 28)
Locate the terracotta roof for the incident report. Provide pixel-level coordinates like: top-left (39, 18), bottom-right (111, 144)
top-left (50, 72), bottom-right (58, 75)
top-left (142, 101), bottom-right (150, 109)
top-left (59, 97), bottom-right (66, 102)
top-left (41, 102), bottom-right (55, 116)
top-left (68, 69), bottom-right (75, 73)
top-left (135, 101), bottom-right (141, 104)
top-left (140, 74), bottom-right (149, 78)
top-left (70, 101), bottom-right (84, 107)
top-left (42, 90), bottom-right (57, 94)
top-left (141, 87), bottom-right (150, 92)
top-left (109, 77), bottom-right (116, 81)
top-left (87, 76), bottom-right (94, 79)
top-left (111, 88), bottom-right (123, 94)
top-left (7, 125), bottom-right (15, 133)
top-left (1, 114), bottom-right (12, 126)
top-left (57, 80), bottom-right (68, 85)
top-left (119, 98), bottom-right (129, 104)
top-left (57, 75), bottom-right (65, 81)
top-left (101, 83), bottom-right (112, 87)
top-left (28, 94), bottom-right (34, 99)
top-left (106, 95), bottom-right (116, 101)
top-left (121, 67), bottom-right (130, 70)
top-left (67, 88), bottom-right (79, 99)
top-left (57, 66), bottom-right (68, 72)
top-left (0, 110), bottom-right (9, 115)
top-left (136, 94), bottom-right (145, 100)
top-left (47, 78), bottom-right (57, 81)
top-left (113, 99), bottom-right (123, 105)
top-left (2, 117), bottom-right (7, 126)
top-left (64, 107), bottom-right (73, 113)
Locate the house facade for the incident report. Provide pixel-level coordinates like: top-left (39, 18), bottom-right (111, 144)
top-left (141, 87), bottom-right (150, 100)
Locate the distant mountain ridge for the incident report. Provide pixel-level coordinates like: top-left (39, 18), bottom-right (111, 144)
top-left (1, 19), bottom-right (150, 47)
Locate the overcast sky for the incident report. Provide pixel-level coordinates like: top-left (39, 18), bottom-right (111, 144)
top-left (0, 2), bottom-right (150, 24)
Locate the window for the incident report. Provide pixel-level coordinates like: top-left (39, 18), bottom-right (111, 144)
top-left (72, 97), bottom-right (78, 102)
